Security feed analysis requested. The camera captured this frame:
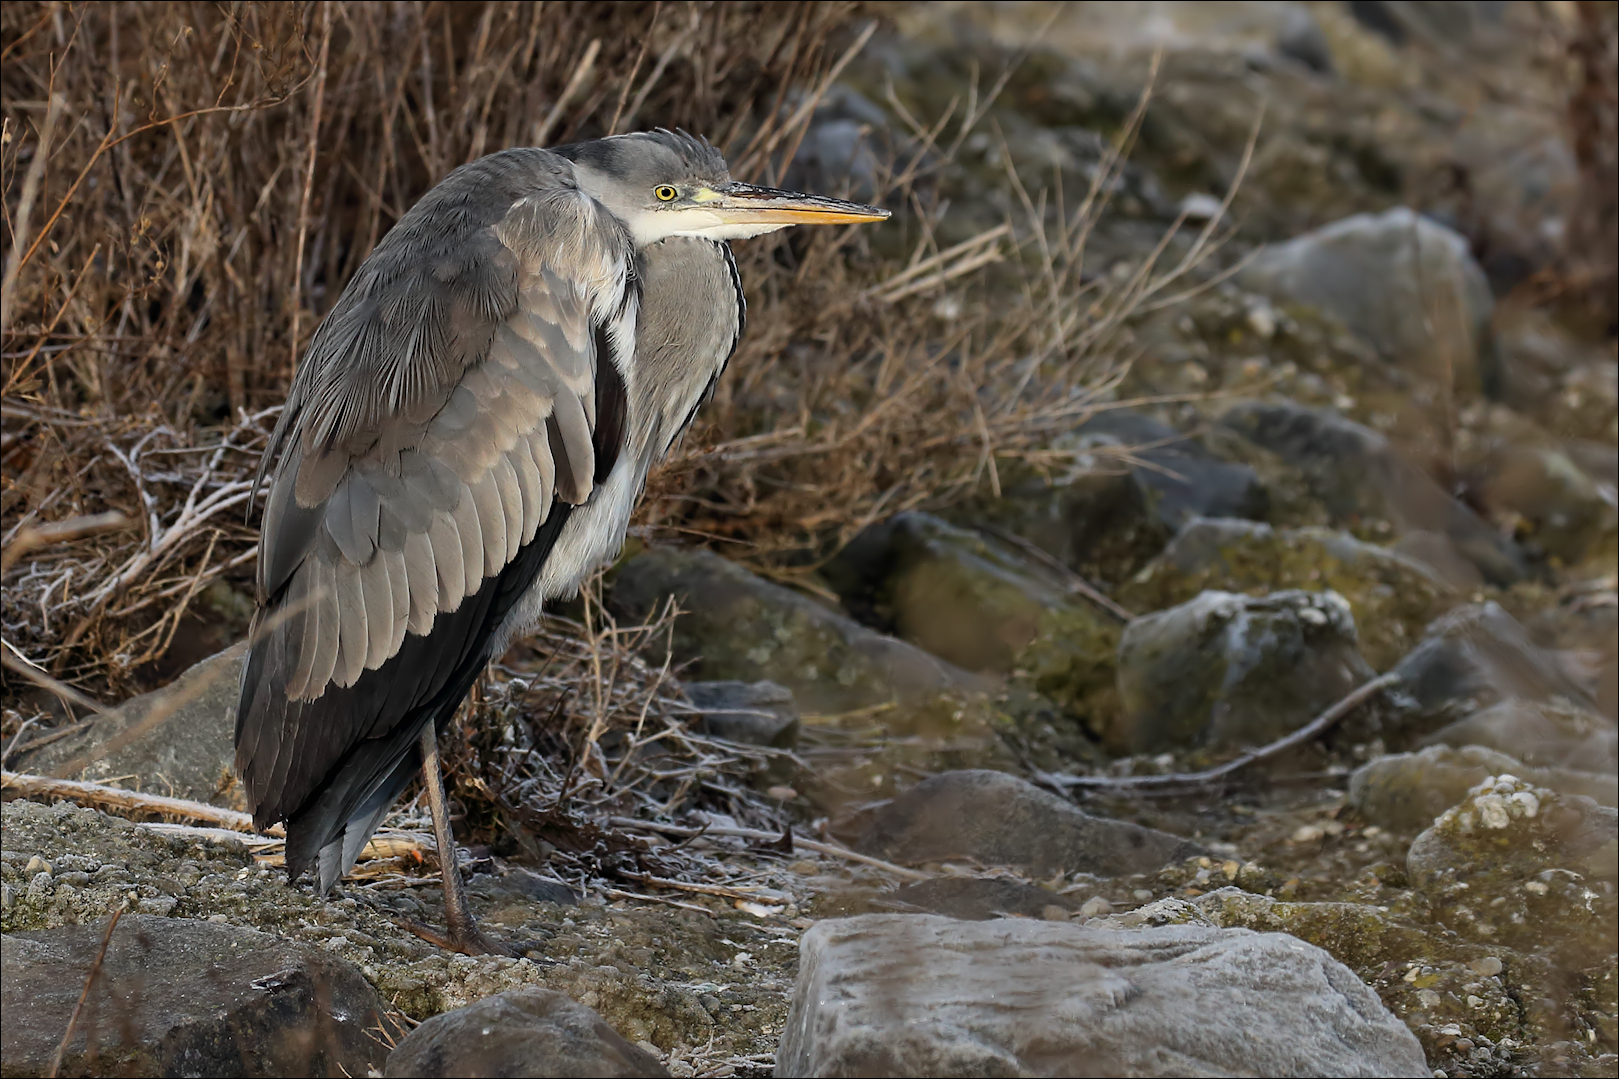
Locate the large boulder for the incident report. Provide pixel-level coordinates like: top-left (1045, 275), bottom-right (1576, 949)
top-left (608, 547), bottom-right (985, 719)
top-left (856, 769), bottom-right (1204, 876)
top-left (1113, 589), bottom-right (1374, 754)
top-left (776, 913), bottom-right (1429, 1078)
top-left (1348, 743), bottom-right (1617, 834)
top-left (946, 410), bottom-right (1269, 587)
top-left (1391, 601), bottom-right (1604, 722)
top-left (1423, 698), bottom-right (1617, 774)
top-left (825, 513), bottom-right (1119, 716)
top-left (1062, 409), bottom-right (1270, 531)
top-left (1121, 516), bottom-right (1452, 670)
top-left (1219, 400), bottom-right (1526, 585)
top-left (1408, 774), bottom-right (1618, 891)
top-left (1, 914), bottom-right (389, 1078)
top-left (384, 987), bottom-right (668, 1078)
top-left (1238, 206), bottom-right (1496, 393)
top-left (682, 680), bottom-right (799, 747)
top-left (18, 642), bottom-right (246, 806)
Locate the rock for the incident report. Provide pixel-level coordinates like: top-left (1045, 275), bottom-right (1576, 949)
top-left (775, 912), bottom-right (1428, 1078)
top-left (1, 914), bottom-right (388, 1078)
top-left (1123, 516), bottom-right (1451, 670)
top-left (1220, 400), bottom-right (1526, 584)
top-left (1467, 442), bottom-right (1616, 566)
top-left (469, 869), bottom-right (578, 907)
top-left (1, 798), bottom-right (791, 1062)
top-left (1182, 886), bottom-right (1562, 1072)
top-left (948, 411), bottom-right (1268, 587)
top-left (1349, 744), bottom-right (1618, 834)
top-left (953, 466), bottom-right (1174, 587)
top-left (856, 769), bottom-right (1204, 876)
top-left (1065, 409), bottom-right (1271, 531)
top-left (1450, 403), bottom-right (1617, 566)
top-left (1389, 530), bottom-right (1484, 589)
top-left (1409, 774), bottom-right (1618, 891)
top-left (1276, 5), bottom-right (1335, 74)
top-left (682, 680), bottom-right (799, 747)
top-left (19, 641), bottom-right (245, 806)
top-left (384, 987), bottom-right (669, 1078)
top-left (824, 512), bottom-right (1119, 714)
top-left (1424, 698), bottom-right (1618, 774)
top-left (608, 547), bottom-right (985, 718)
top-left (1113, 589), bottom-right (1374, 754)
top-left (1237, 207), bottom-right (1495, 392)
top-left (1391, 602), bottom-right (1603, 720)
top-left (874, 877), bottom-right (1077, 922)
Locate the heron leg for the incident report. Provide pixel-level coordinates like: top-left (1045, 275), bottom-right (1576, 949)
top-left (415, 724), bottom-right (511, 957)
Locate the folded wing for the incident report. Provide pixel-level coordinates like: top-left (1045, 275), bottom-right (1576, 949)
top-left (236, 151), bottom-right (636, 871)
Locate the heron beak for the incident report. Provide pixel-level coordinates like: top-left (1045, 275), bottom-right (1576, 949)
top-left (707, 182), bottom-right (890, 226)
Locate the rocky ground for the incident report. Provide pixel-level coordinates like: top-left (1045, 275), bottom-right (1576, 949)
top-left (4, 3), bottom-right (1617, 1077)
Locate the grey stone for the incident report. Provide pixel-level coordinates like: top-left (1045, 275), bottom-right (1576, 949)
top-left (1424, 698), bottom-right (1618, 774)
top-left (823, 513), bottom-right (1119, 716)
top-left (1220, 400), bottom-right (1526, 584)
top-left (1276, 5), bottom-right (1334, 74)
top-left (384, 987), bottom-right (669, 1078)
top-left (776, 913), bottom-right (1429, 1078)
top-left (955, 467), bottom-right (1172, 588)
top-left (1158, 516), bottom-right (1449, 590)
top-left (1478, 445), bottom-right (1615, 565)
top-left (1066, 409), bottom-right (1270, 532)
top-left (1, 914), bottom-right (388, 1078)
top-left (470, 869), bottom-right (578, 907)
top-left (19, 641), bottom-right (245, 806)
top-left (683, 680), bottom-right (799, 747)
top-left (1124, 517), bottom-right (1453, 674)
top-left (1349, 744), bottom-right (1617, 834)
top-left (856, 769), bottom-right (1204, 876)
top-left (1114, 589), bottom-right (1374, 754)
top-left (1408, 774), bottom-right (1619, 890)
top-left (1152, 516), bottom-right (1277, 576)
top-left (1389, 530), bottom-right (1485, 589)
top-left (608, 547), bottom-right (985, 717)
top-left (1238, 207), bottom-right (1495, 389)
top-left (875, 877), bottom-right (1077, 921)
top-left (1392, 602), bottom-right (1603, 718)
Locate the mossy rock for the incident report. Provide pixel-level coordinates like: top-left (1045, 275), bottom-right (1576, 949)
top-left (1119, 517), bottom-right (1453, 671)
top-left (1112, 589), bottom-right (1374, 755)
top-left (825, 512), bottom-right (1121, 729)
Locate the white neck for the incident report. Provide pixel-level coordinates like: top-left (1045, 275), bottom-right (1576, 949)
top-left (623, 206), bottom-right (789, 245)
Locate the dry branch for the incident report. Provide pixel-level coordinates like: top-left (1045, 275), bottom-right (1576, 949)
top-left (1, 769), bottom-right (280, 835)
top-left (1039, 672), bottom-right (1402, 793)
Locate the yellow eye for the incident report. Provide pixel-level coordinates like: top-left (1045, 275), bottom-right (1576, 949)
top-left (654, 185), bottom-right (679, 202)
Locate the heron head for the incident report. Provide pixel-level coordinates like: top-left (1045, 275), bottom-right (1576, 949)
top-left (554, 128), bottom-right (889, 246)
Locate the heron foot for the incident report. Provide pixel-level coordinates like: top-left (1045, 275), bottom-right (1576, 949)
top-left (402, 917), bottom-right (516, 957)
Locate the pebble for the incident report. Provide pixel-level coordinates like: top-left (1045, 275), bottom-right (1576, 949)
top-left (1079, 896), bottom-right (1114, 918)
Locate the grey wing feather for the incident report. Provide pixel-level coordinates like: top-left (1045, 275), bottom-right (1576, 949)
top-left (239, 148), bottom-right (638, 846)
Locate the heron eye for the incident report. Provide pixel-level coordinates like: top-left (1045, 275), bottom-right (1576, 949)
top-left (654, 185), bottom-right (679, 202)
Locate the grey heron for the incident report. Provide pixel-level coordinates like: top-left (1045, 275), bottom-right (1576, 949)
top-left (236, 130), bottom-right (888, 954)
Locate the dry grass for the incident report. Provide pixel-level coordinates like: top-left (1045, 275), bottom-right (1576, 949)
top-left (1, 1), bottom-right (862, 691)
top-left (1, 4), bottom-right (1235, 719)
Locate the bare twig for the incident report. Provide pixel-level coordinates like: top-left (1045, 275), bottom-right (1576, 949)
top-left (532, 38), bottom-right (600, 147)
top-left (1040, 673), bottom-right (1401, 793)
top-left (609, 817), bottom-right (933, 881)
top-left (975, 522), bottom-right (1135, 623)
top-left (2, 770), bottom-right (283, 836)
top-left (287, 2), bottom-right (333, 374)
top-left (46, 901), bottom-right (128, 1079)
top-left (0, 640), bottom-right (119, 719)
top-left (1, 512), bottom-right (130, 574)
